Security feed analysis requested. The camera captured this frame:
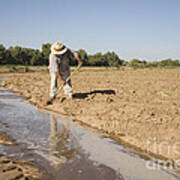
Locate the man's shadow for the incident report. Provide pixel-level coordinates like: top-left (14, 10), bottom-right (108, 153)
top-left (72, 89), bottom-right (116, 99)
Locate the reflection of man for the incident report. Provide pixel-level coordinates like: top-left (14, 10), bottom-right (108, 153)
top-left (48, 115), bottom-right (76, 167)
top-left (47, 41), bottom-right (82, 104)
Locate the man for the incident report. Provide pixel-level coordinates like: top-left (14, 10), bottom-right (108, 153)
top-left (47, 41), bottom-right (82, 104)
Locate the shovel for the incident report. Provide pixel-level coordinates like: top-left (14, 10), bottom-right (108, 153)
top-left (46, 65), bottom-right (81, 105)
top-left (57, 64), bottom-right (81, 93)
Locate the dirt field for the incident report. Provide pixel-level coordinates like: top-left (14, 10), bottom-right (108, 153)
top-left (1, 67), bottom-right (180, 168)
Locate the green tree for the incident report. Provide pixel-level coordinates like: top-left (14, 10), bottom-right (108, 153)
top-left (42, 43), bottom-right (51, 65)
top-left (8, 46), bottom-right (23, 64)
top-left (104, 52), bottom-right (123, 67)
top-left (129, 59), bottom-right (141, 66)
top-left (159, 59), bottom-right (180, 67)
top-left (0, 44), bottom-right (6, 65)
top-left (30, 49), bottom-right (44, 65)
top-left (87, 52), bottom-right (107, 66)
top-left (4, 49), bottom-right (13, 64)
top-left (21, 48), bottom-right (33, 65)
top-left (77, 49), bottom-right (88, 65)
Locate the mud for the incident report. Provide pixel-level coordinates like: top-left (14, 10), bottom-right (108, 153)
top-left (0, 157), bottom-right (46, 180)
top-left (1, 67), bottom-right (180, 167)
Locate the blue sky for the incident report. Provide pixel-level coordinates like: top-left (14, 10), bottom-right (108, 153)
top-left (0, 0), bottom-right (180, 61)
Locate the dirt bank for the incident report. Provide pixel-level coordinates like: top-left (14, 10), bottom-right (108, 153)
top-left (1, 67), bottom-right (180, 168)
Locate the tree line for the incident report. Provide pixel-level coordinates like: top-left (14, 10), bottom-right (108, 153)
top-left (128, 58), bottom-right (180, 68)
top-left (0, 43), bottom-right (180, 67)
top-left (0, 43), bottom-right (124, 67)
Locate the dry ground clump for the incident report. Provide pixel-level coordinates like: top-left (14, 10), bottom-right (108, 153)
top-left (0, 157), bottom-right (46, 180)
top-left (0, 131), bottom-right (16, 146)
top-left (0, 130), bottom-right (47, 179)
top-left (1, 67), bottom-right (180, 165)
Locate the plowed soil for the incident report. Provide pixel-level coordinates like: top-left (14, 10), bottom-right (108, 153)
top-left (1, 67), bottom-right (180, 166)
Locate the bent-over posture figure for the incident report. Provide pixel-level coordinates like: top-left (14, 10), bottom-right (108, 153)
top-left (47, 41), bottom-right (82, 104)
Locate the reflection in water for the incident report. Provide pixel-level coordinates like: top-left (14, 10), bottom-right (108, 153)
top-left (48, 115), bottom-right (77, 168)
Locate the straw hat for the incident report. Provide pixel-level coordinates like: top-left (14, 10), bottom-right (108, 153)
top-left (51, 41), bottom-right (68, 55)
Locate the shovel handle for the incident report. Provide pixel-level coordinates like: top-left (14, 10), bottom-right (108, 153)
top-left (57, 66), bottom-right (81, 93)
